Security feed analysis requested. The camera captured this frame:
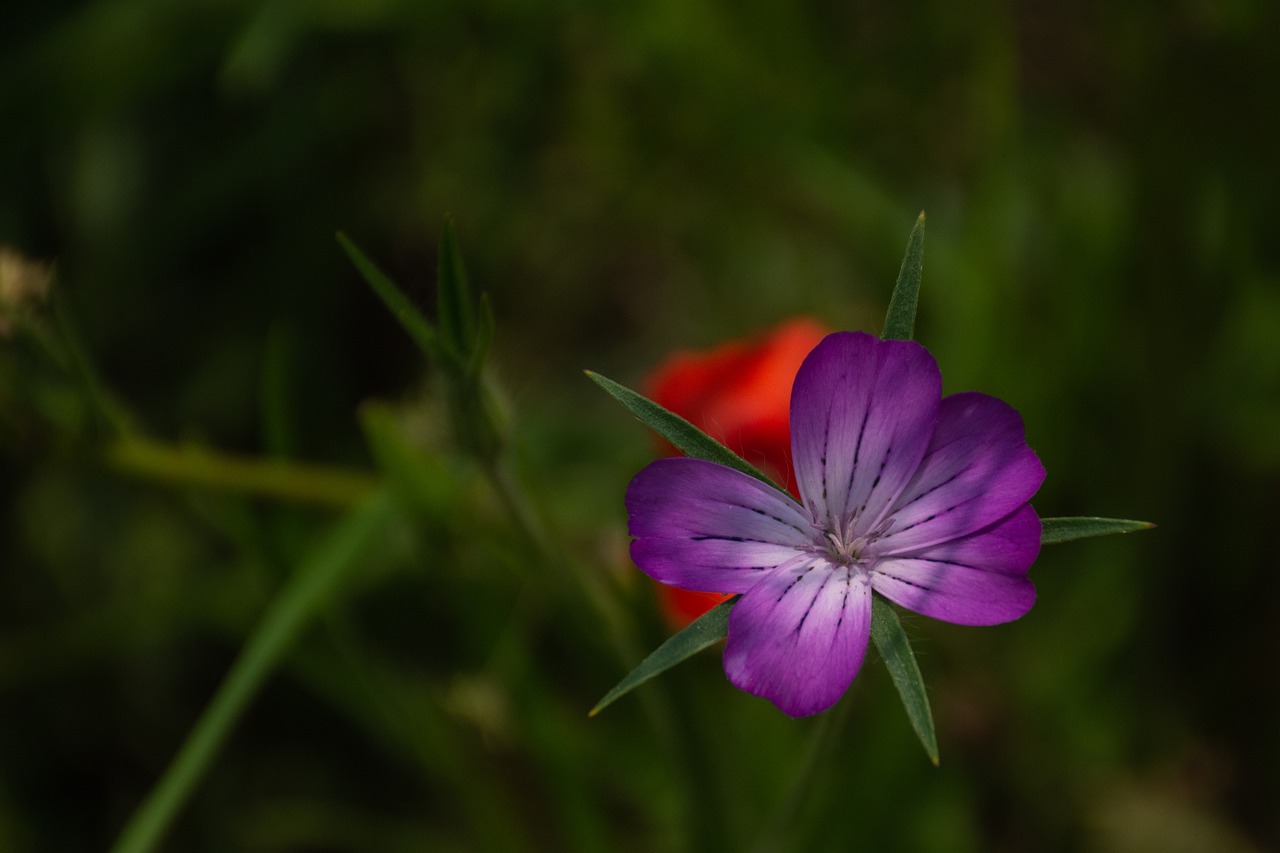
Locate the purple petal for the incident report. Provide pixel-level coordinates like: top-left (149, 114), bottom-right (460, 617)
top-left (901, 503), bottom-right (1043, 575)
top-left (627, 458), bottom-right (813, 594)
top-left (870, 505), bottom-right (1040, 625)
top-left (873, 392), bottom-right (1045, 554)
top-left (722, 557), bottom-right (872, 717)
top-left (789, 332), bottom-right (941, 535)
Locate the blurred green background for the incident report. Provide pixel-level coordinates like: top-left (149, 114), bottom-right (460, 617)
top-left (3, 1), bottom-right (1278, 851)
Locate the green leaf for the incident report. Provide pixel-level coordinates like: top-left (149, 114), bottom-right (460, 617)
top-left (110, 490), bottom-right (399, 853)
top-left (882, 212), bottom-right (926, 341)
top-left (468, 292), bottom-right (496, 378)
top-left (870, 595), bottom-right (939, 765)
top-left (437, 216), bottom-right (476, 360)
top-left (585, 371), bottom-right (780, 490)
top-left (590, 597), bottom-right (737, 716)
top-left (1040, 516), bottom-right (1155, 544)
top-left (337, 232), bottom-right (441, 361)
top-left (593, 592), bottom-right (941, 767)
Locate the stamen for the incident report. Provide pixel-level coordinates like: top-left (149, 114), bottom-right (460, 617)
top-left (814, 511), bottom-right (883, 566)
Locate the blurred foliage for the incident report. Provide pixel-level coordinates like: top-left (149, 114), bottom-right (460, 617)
top-left (2, 0), bottom-right (1278, 850)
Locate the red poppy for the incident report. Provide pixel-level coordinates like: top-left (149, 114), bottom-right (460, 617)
top-left (643, 317), bottom-right (829, 625)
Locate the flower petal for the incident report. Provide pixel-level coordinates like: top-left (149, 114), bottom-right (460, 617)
top-left (723, 557), bottom-right (872, 717)
top-left (904, 503), bottom-right (1043, 575)
top-left (789, 332), bottom-right (941, 535)
top-left (627, 458), bottom-right (813, 594)
top-left (874, 392), bottom-right (1045, 554)
top-left (870, 505), bottom-right (1040, 625)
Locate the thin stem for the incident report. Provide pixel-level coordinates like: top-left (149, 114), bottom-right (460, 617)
top-left (337, 232), bottom-right (440, 360)
top-left (106, 438), bottom-right (378, 507)
top-left (109, 489), bottom-right (398, 853)
top-left (483, 457), bottom-right (558, 562)
top-left (309, 612), bottom-right (535, 852)
top-left (482, 454), bottom-right (730, 850)
top-left (50, 291), bottom-right (138, 438)
top-left (483, 456), bottom-right (633, 648)
top-left (751, 696), bottom-right (855, 853)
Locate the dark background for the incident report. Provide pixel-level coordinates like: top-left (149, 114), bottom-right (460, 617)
top-left (2, 2), bottom-right (1277, 850)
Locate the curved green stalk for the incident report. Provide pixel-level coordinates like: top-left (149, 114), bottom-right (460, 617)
top-left (482, 454), bottom-right (729, 848)
top-left (105, 438), bottom-right (378, 507)
top-left (751, 695), bottom-right (855, 853)
top-left (109, 490), bottom-right (398, 853)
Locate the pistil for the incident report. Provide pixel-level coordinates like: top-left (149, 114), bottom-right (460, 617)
top-left (820, 514), bottom-right (875, 565)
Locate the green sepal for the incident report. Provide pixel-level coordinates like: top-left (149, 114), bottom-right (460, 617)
top-left (882, 212), bottom-right (926, 341)
top-left (1040, 516), bottom-right (1155, 544)
top-left (590, 597), bottom-right (737, 716)
top-left (437, 216), bottom-right (477, 362)
top-left (585, 371), bottom-right (780, 491)
top-left (870, 595), bottom-right (939, 765)
top-left (336, 232), bottom-right (442, 362)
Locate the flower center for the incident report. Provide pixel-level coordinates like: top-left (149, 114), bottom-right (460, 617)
top-left (819, 515), bottom-right (876, 566)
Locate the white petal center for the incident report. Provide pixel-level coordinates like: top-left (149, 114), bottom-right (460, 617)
top-left (814, 513), bottom-right (882, 566)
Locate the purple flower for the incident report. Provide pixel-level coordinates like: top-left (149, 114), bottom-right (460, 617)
top-left (626, 332), bottom-right (1045, 717)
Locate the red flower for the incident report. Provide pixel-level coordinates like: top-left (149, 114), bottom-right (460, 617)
top-left (643, 317), bottom-right (830, 625)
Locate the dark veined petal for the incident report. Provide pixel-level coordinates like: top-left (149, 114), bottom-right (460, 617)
top-left (789, 332), bottom-right (941, 535)
top-left (870, 505), bottom-right (1040, 625)
top-left (723, 557), bottom-right (872, 717)
top-left (627, 458), bottom-right (814, 594)
top-left (874, 392), bottom-right (1045, 554)
top-left (899, 503), bottom-right (1042, 575)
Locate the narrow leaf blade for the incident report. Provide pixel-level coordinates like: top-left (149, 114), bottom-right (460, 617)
top-left (337, 232), bottom-right (441, 360)
top-left (585, 371), bottom-right (779, 490)
top-left (883, 212), bottom-right (926, 341)
top-left (870, 595), bottom-right (939, 765)
top-left (467, 292), bottom-right (496, 378)
top-left (1040, 516), bottom-right (1155, 545)
top-left (437, 216), bottom-right (476, 359)
top-left (109, 490), bottom-right (398, 853)
top-left (590, 597), bottom-right (736, 716)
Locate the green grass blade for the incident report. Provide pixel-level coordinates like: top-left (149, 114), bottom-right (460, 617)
top-left (1040, 516), bottom-right (1156, 544)
top-left (337, 232), bottom-right (441, 361)
top-left (50, 287), bottom-right (138, 438)
top-left (104, 439), bottom-right (377, 508)
top-left (109, 490), bottom-right (398, 853)
top-left (870, 595), bottom-right (939, 765)
top-left (437, 216), bottom-right (476, 359)
top-left (585, 371), bottom-right (779, 490)
top-left (468, 292), bottom-right (496, 378)
top-left (590, 597), bottom-right (736, 716)
top-left (882, 212), bottom-right (926, 341)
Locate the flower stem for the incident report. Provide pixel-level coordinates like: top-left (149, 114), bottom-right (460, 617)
top-left (482, 455), bottom-right (730, 849)
top-left (751, 695), bottom-right (855, 853)
top-left (49, 291), bottom-right (138, 438)
top-left (105, 438), bottom-right (378, 507)
top-left (108, 489), bottom-right (398, 853)
top-left (481, 455), bottom-right (637, 653)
